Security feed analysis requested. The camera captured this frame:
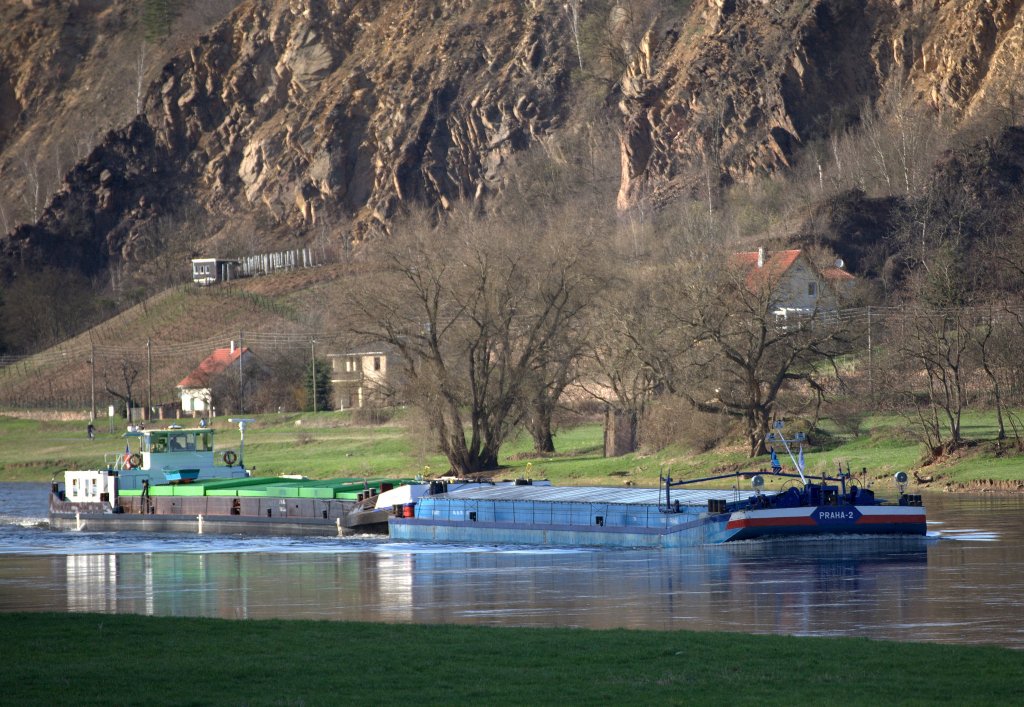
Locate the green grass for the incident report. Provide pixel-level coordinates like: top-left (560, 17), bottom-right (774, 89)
top-left (2, 409), bottom-right (1024, 489)
top-left (1, 613), bottom-right (1020, 705)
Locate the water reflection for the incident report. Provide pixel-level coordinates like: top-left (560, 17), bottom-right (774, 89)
top-left (5, 540), bottom-right (933, 637)
top-left (66, 554), bottom-right (119, 614)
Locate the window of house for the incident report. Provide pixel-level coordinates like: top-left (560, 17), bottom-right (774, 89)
top-left (373, 357), bottom-right (381, 371)
top-left (807, 281), bottom-right (817, 297)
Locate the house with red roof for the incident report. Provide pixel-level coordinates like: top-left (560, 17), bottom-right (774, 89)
top-left (177, 342), bottom-right (253, 414)
top-left (730, 247), bottom-right (855, 315)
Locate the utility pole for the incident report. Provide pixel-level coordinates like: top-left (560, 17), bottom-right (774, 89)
top-left (866, 306), bottom-right (873, 404)
top-left (89, 341), bottom-right (96, 423)
top-left (311, 338), bottom-right (318, 413)
top-left (146, 337), bottom-right (153, 421)
top-left (238, 330), bottom-right (244, 414)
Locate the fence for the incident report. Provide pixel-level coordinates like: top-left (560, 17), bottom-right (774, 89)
top-left (238, 248), bottom-right (315, 278)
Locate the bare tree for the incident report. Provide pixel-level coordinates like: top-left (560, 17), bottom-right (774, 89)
top-left (20, 157), bottom-right (45, 222)
top-left (520, 329), bottom-right (584, 454)
top-left (565, 1), bottom-right (584, 71)
top-left (580, 284), bottom-right (659, 457)
top-left (663, 247), bottom-right (853, 457)
top-left (135, 41), bottom-right (149, 116)
top-left (970, 303), bottom-right (1008, 441)
top-left (104, 357), bottom-right (141, 421)
top-left (891, 299), bottom-right (971, 458)
top-left (342, 207), bottom-right (599, 473)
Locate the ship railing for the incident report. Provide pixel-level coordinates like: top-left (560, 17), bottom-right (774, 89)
top-left (659, 469), bottom-right (855, 513)
top-left (103, 453), bottom-right (131, 471)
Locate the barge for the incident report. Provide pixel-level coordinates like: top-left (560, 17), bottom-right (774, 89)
top-left (391, 428), bottom-right (927, 548)
top-left (49, 419), bottom-right (416, 536)
top-left (389, 474), bottom-right (927, 548)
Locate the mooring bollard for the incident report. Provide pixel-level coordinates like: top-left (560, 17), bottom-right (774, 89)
top-left (198, 514), bottom-right (204, 534)
top-left (336, 517), bottom-right (342, 537)
top-left (75, 511), bottom-right (82, 531)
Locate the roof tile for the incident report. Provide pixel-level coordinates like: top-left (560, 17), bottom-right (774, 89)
top-left (177, 347), bottom-right (249, 388)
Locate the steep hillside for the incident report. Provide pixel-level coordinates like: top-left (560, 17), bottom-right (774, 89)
top-left (0, 0), bottom-right (242, 232)
top-left (1, 0), bottom-right (1024, 343)
top-left (0, 268), bottom-right (348, 412)
top-left (1, 0), bottom-right (573, 286)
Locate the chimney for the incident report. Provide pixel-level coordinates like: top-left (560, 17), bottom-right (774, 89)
top-left (757, 247), bottom-right (765, 268)
top-left (230, 340), bottom-right (235, 354)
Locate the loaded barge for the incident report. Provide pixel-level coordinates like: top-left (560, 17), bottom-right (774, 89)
top-left (49, 420), bottom-right (416, 536)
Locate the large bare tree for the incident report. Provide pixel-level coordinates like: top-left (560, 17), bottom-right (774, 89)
top-left (342, 208), bottom-right (600, 474)
top-left (620, 231), bottom-right (855, 457)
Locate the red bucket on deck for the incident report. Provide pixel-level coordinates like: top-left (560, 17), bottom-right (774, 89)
top-left (402, 503), bottom-right (415, 518)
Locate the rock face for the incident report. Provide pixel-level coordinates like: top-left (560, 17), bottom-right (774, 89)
top-left (2, 0), bottom-right (1024, 285)
top-left (153, 0), bottom-right (570, 229)
top-left (1, 0), bottom-right (572, 280)
top-left (617, 0), bottom-right (1024, 210)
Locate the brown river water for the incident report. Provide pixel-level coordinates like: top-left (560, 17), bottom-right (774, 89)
top-left (1, 483), bottom-right (1022, 648)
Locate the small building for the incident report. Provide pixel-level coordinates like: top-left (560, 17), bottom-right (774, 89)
top-left (191, 258), bottom-right (240, 286)
top-left (177, 342), bottom-right (252, 414)
top-left (327, 351), bottom-right (390, 410)
top-left (731, 247), bottom-right (854, 315)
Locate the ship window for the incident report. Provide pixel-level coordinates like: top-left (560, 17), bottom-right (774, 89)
top-left (151, 436), bottom-right (167, 453)
top-left (168, 435), bottom-right (186, 452)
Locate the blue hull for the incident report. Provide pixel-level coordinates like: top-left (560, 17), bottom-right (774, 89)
top-left (389, 504), bottom-right (927, 548)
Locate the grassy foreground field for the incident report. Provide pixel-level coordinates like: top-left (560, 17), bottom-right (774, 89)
top-left (1, 408), bottom-right (1023, 490)
top-left (2, 613), bottom-right (1021, 705)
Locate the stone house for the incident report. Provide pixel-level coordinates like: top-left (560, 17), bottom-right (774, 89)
top-left (327, 351), bottom-right (390, 410)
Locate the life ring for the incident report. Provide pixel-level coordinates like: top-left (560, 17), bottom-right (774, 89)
top-left (127, 453), bottom-right (142, 469)
top-left (222, 450), bottom-right (238, 466)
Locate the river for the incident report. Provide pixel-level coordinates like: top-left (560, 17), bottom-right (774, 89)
top-left (1, 483), bottom-right (1022, 648)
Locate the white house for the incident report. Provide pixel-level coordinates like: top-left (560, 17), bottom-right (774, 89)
top-left (177, 342), bottom-right (252, 414)
top-left (191, 258), bottom-right (240, 286)
top-left (731, 247), bottom-right (854, 315)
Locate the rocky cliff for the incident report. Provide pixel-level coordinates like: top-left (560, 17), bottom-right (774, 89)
top-left (617, 0), bottom-right (1024, 209)
top-left (1, 0), bottom-right (1023, 292)
top-left (0, 0), bottom-right (572, 283)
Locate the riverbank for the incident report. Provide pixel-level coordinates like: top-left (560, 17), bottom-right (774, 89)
top-left (1, 612), bottom-right (1020, 705)
top-left (2, 410), bottom-right (1023, 491)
